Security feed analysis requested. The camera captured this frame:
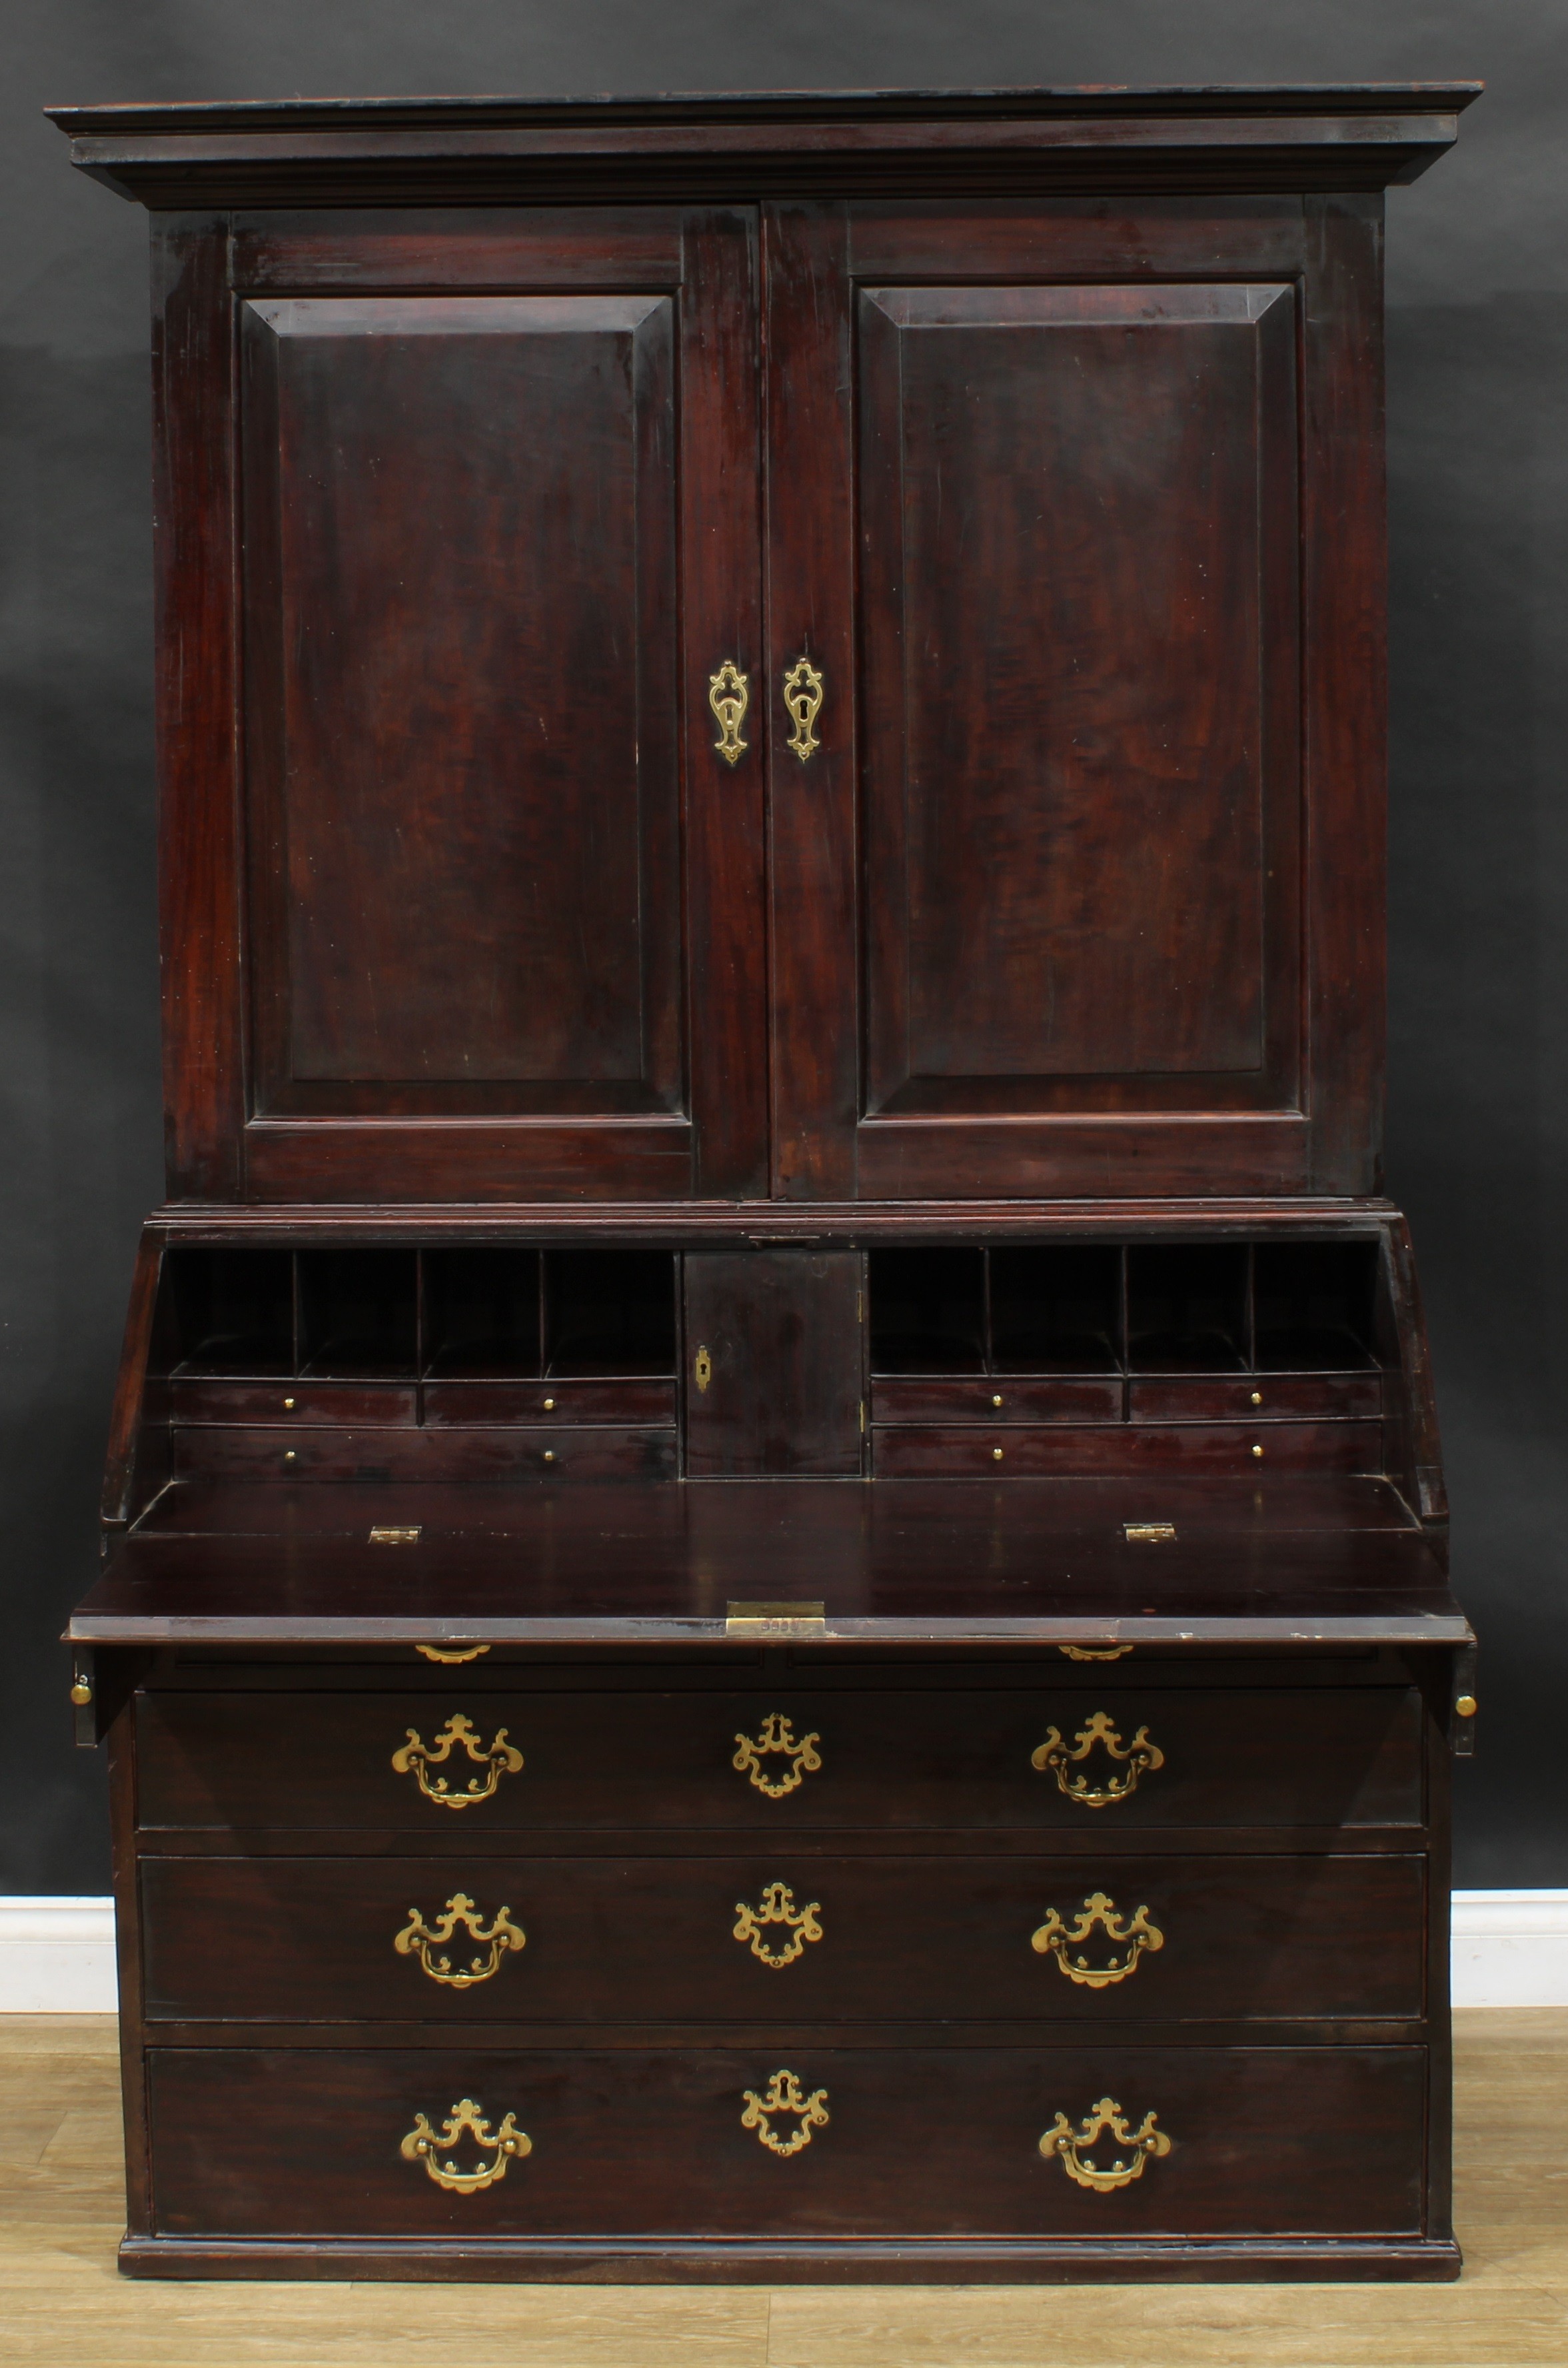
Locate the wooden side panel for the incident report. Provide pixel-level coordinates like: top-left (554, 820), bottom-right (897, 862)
top-left (101, 1231), bottom-right (167, 1532)
top-left (684, 1251), bottom-right (864, 1475)
top-left (1301, 198), bottom-right (1386, 1195)
top-left (153, 219), bottom-right (243, 1202)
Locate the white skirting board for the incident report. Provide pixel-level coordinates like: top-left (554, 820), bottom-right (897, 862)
top-left (0, 1891), bottom-right (1565, 2012)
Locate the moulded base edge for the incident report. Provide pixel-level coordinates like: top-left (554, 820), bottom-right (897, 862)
top-left (119, 2235), bottom-right (1463, 2284)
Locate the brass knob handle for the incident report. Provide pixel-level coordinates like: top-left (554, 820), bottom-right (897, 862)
top-left (1250, 1443), bottom-right (1263, 1460)
top-left (1456, 1694), bottom-right (1478, 1718)
top-left (992, 1393), bottom-right (1004, 1408)
top-left (400, 2098), bottom-right (530, 2191)
top-left (1031, 1712), bottom-right (1164, 1807)
top-left (733, 1714), bottom-right (822, 1797)
top-left (741, 2069), bottom-right (830, 2155)
top-left (708, 660), bottom-right (750, 765)
top-left (734, 1881), bottom-right (824, 1967)
top-left (992, 1446), bottom-right (1004, 1462)
top-left (394, 1893), bottom-right (526, 1987)
top-left (69, 1679), bottom-right (92, 1707)
top-left (542, 1396), bottom-right (555, 1411)
top-left (391, 1714), bottom-right (524, 1808)
top-left (782, 655), bottom-right (824, 761)
top-left (1040, 2097), bottom-right (1170, 2191)
top-left (1249, 1391), bottom-right (1262, 1406)
top-left (1032, 1892), bottom-right (1164, 1986)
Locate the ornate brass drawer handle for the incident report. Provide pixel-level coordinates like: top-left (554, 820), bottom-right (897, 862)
top-left (1040, 2097), bottom-right (1170, 2192)
top-left (400, 2097), bottom-right (530, 2193)
top-left (733, 1713), bottom-right (822, 1798)
top-left (1059, 1644), bottom-right (1133, 1663)
top-left (391, 1713), bottom-right (524, 1808)
top-left (741, 2069), bottom-right (830, 2155)
top-left (782, 655), bottom-right (824, 761)
top-left (734, 1881), bottom-right (823, 1968)
top-left (415, 1644), bottom-right (490, 1665)
top-left (709, 659), bottom-right (750, 765)
top-left (1031, 1891), bottom-right (1164, 1987)
top-left (394, 1892), bottom-right (526, 1987)
top-left (1031, 1711), bottom-right (1164, 1808)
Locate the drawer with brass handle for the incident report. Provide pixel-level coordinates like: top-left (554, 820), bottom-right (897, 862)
top-left (145, 2041), bottom-right (1428, 2243)
top-left (138, 1852), bottom-right (1425, 2025)
top-left (133, 1684), bottom-right (1424, 1834)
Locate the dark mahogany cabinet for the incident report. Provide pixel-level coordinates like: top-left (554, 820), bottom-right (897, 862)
top-left (55, 84), bottom-right (1477, 2283)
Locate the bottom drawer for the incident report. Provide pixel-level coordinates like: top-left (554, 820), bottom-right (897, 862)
top-left (148, 2044), bottom-right (1425, 2240)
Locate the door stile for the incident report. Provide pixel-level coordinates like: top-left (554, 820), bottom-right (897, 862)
top-left (762, 201), bottom-right (861, 1200)
top-left (682, 209), bottom-right (770, 1199)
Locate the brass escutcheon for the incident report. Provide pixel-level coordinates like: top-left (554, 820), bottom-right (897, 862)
top-left (782, 655), bottom-right (824, 761)
top-left (708, 660), bottom-right (750, 765)
top-left (1031, 1712), bottom-right (1164, 1809)
top-left (734, 1881), bottom-right (824, 1969)
top-left (400, 2097), bottom-right (530, 2193)
top-left (1031, 1891), bottom-right (1164, 1987)
top-left (741, 2069), bottom-right (830, 2156)
top-left (694, 1345), bottom-right (713, 1394)
top-left (391, 1713), bottom-right (524, 1809)
top-left (1040, 2097), bottom-right (1170, 2191)
top-left (733, 1714), bottom-right (823, 1799)
top-left (394, 1892), bottom-right (526, 1988)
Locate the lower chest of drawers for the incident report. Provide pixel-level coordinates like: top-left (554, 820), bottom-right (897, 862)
top-left (113, 1652), bottom-right (1454, 2276)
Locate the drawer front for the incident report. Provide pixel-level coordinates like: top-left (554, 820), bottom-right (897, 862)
top-left (170, 1424), bottom-right (676, 1483)
top-left (871, 1380), bottom-right (1122, 1425)
top-left (135, 1686), bottom-right (1424, 1833)
top-left (1129, 1377), bottom-right (1382, 1422)
top-left (147, 2042), bottom-right (1426, 2239)
top-left (422, 1380), bottom-right (676, 1427)
top-left (872, 1422), bottom-right (1381, 1478)
top-left (141, 1851), bottom-right (1426, 2025)
top-left (168, 1382), bottom-right (418, 1425)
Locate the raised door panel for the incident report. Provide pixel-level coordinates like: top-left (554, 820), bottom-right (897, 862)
top-left (201, 211), bottom-right (766, 1202)
top-left (860, 282), bottom-right (1298, 1114)
top-left (766, 203), bottom-right (1379, 1200)
top-left (244, 291), bottom-right (680, 1114)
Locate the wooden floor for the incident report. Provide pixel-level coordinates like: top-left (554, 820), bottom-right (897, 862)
top-left (1, 2013), bottom-right (1564, 2366)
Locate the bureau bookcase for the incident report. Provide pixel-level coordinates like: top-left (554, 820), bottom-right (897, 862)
top-left (55, 83), bottom-right (1477, 2280)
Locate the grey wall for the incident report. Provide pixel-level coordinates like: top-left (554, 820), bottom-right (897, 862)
top-left (2, 1), bottom-right (1562, 1890)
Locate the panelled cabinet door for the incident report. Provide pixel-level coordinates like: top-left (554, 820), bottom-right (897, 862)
top-left (765, 200), bottom-right (1384, 1201)
top-left (167, 208), bottom-right (766, 1202)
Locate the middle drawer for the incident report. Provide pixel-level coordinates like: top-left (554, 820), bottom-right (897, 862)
top-left (140, 1851), bottom-right (1425, 2025)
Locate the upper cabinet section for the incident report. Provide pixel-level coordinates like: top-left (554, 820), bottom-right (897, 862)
top-left (53, 87), bottom-right (1477, 1205)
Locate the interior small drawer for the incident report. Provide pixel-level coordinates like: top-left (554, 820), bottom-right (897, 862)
top-left (422, 1380), bottom-right (676, 1427)
top-left (1129, 1377), bottom-right (1382, 1422)
top-left (146, 2041), bottom-right (1427, 2240)
top-left (133, 1684), bottom-right (1425, 1833)
top-left (870, 1379), bottom-right (1121, 1424)
top-left (167, 1381), bottom-right (417, 1426)
top-left (871, 1422), bottom-right (1382, 1478)
top-left (169, 1424), bottom-right (676, 1483)
top-left (141, 1850), bottom-right (1426, 2026)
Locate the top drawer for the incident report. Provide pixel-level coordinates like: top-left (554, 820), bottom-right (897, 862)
top-left (135, 1684), bottom-right (1424, 1834)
